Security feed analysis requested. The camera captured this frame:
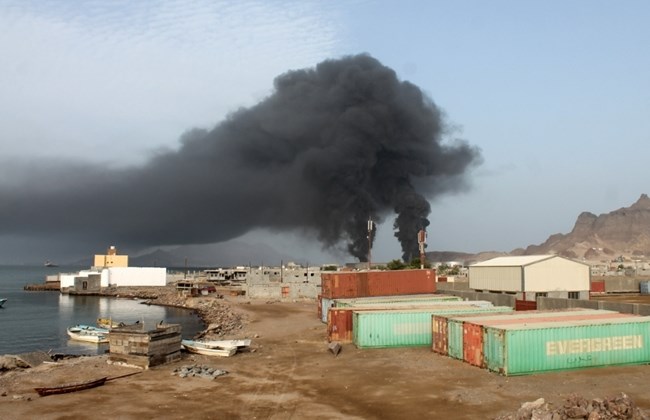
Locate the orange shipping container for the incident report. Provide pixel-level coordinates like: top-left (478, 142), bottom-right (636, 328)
top-left (321, 270), bottom-right (436, 299)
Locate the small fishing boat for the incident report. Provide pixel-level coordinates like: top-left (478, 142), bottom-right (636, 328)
top-left (96, 318), bottom-right (138, 329)
top-left (34, 377), bottom-right (107, 397)
top-left (197, 339), bottom-right (252, 349)
top-left (181, 340), bottom-right (237, 357)
top-left (0, 298), bottom-right (6, 308)
top-left (67, 325), bottom-right (109, 344)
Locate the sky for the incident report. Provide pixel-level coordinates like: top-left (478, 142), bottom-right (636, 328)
top-left (1, 0), bottom-right (649, 265)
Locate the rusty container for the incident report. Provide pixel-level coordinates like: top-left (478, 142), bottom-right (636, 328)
top-left (321, 270), bottom-right (436, 299)
top-left (321, 272), bottom-right (361, 299)
top-left (461, 311), bottom-right (637, 369)
top-left (329, 303), bottom-right (490, 343)
top-left (317, 295), bottom-right (322, 320)
top-left (591, 281), bottom-right (606, 293)
top-left (366, 269), bottom-right (436, 297)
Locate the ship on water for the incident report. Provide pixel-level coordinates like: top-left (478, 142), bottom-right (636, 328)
top-left (44, 260), bottom-right (58, 267)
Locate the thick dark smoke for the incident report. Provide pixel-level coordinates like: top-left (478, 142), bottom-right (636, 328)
top-left (0, 54), bottom-right (481, 262)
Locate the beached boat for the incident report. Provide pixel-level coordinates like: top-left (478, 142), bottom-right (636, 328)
top-left (96, 318), bottom-right (139, 329)
top-left (197, 339), bottom-right (252, 349)
top-left (181, 339), bottom-right (237, 357)
top-left (0, 298), bottom-right (6, 308)
top-left (34, 377), bottom-right (107, 397)
top-left (67, 325), bottom-right (109, 344)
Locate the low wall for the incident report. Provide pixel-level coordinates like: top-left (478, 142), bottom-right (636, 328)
top-left (437, 289), bottom-right (516, 308)
top-left (538, 297), bottom-right (650, 315)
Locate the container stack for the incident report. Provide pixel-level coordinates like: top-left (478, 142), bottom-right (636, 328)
top-left (319, 269), bottom-right (518, 349)
top-left (432, 309), bottom-right (650, 376)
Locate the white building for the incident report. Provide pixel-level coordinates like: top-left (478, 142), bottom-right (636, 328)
top-left (60, 267), bottom-right (167, 290)
top-left (469, 255), bottom-right (590, 301)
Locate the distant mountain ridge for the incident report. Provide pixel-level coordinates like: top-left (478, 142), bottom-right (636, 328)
top-left (426, 194), bottom-right (650, 265)
top-left (518, 194), bottom-right (650, 261)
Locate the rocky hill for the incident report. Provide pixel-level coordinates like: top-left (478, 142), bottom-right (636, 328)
top-left (519, 194), bottom-right (650, 262)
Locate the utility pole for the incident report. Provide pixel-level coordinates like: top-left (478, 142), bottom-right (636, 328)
top-left (418, 229), bottom-right (427, 269)
top-left (367, 217), bottom-right (374, 270)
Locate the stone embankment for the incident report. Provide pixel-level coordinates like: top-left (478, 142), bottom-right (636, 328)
top-left (497, 393), bottom-right (649, 420)
top-left (99, 286), bottom-right (246, 339)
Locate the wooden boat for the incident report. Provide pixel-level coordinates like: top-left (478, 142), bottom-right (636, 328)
top-left (181, 339), bottom-right (237, 357)
top-left (197, 339), bottom-right (252, 349)
top-left (35, 377), bottom-right (107, 396)
top-left (67, 325), bottom-right (109, 343)
top-left (0, 298), bottom-right (6, 308)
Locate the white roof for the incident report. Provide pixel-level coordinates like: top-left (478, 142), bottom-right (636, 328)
top-left (471, 255), bottom-right (556, 267)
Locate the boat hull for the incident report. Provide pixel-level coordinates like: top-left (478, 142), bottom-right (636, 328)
top-left (181, 340), bottom-right (237, 357)
top-left (35, 377), bottom-right (107, 396)
top-left (67, 325), bottom-right (109, 344)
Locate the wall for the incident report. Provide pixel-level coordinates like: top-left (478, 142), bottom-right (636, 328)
top-left (60, 270), bottom-right (101, 289)
top-left (101, 267), bottom-right (167, 287)
top-left (93, 254), bottom-right (129, 268)
top-left (468, 266), bottom-right (522, 292)
top-left (524, 257), bottom-right (590, 292)
top-left (538, 297), bottom-right (650, 315)
top-left (437, 289), bottom-right (516, 308)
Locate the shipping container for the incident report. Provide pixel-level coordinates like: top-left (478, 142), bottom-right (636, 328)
top-left (320, 269), bottom-right (436, 299)
top-left (591, 280), bottom-right (606, 294)
top-left (439, 309), bottom-right (618, 361)
top-left (352, 306), bottom-right (513, 349)
top-left (317, 295), bottom-right (322, 320)
top-left (334, 294), bottom-right (462, 307)
top-left (483, 317), bottom-right (650, 376)
top-left (640, 281), bottom-right (650, 295)
top-left (329, 303), bottom-right (496, 343)
top-left (321, 297), bottom-right (334, 323)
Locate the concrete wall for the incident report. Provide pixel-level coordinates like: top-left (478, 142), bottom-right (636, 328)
top-left (603, 278), bottom-right (642, 292)
top-left (246, 282), bottom-right (321, 299)
top-left (101, 267), bottom-right (167, 287)
top-left (437, 289), bottom-right (516, 308)
top-left (538, 297), bottom-right (650, 315)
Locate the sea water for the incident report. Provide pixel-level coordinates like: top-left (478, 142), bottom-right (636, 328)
top-left (0, 265), bottom-right (204, 355)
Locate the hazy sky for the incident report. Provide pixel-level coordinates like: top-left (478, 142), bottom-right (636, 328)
top-left (1, 1), bottom-right (649, 264)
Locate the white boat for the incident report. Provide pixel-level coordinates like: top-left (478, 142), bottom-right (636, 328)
top-left (67, 325), bottom-right (109, 344)
top-left (0, 298), bottom-right (6, 308)
top-left (197, 339), bottom-right (252, 349)
top-left (181, 340), bottom-right (237, 357)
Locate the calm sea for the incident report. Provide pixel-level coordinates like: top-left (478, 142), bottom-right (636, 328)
top-left (0, 265), bottom-right (204, 356)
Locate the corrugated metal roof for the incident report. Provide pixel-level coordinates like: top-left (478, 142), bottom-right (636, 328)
top-left (470, 255), bottom-right (555, 267)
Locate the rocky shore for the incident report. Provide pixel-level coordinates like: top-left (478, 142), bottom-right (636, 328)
top-left (95, 285), bottom-right (247, 339)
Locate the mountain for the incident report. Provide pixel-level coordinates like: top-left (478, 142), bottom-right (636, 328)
top-left (128, 241), bottom-right (300, 268)
top-left (520, 194), bottom-right (650, 261)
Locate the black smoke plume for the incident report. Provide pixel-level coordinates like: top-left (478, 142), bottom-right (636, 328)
top-left (0, 54), bottom-right (481, 261)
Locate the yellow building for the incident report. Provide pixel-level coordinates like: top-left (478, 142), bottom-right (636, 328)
top-left (93, 245), bottom-right (129, 268)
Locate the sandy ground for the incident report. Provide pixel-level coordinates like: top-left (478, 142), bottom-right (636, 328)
top-left (2, 298), bottom-right (650, 420)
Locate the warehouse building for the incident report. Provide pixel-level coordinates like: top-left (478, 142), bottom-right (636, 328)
top-left (469, 255), bottom-right (590, 301)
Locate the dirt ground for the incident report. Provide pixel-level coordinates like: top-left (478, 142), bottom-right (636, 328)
top-left (2, 298), bottom-right (650, 420)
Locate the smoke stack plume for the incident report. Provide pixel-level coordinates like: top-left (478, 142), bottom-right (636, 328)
top-left (0, 54), bottom-right (481, 261)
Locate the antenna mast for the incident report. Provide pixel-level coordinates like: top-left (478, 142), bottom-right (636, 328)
top-left (367, 217), bottom-right (374, 270)
top-left (418, 228), bottom-right (427, 269)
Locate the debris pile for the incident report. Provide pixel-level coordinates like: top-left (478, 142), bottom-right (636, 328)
top-left (496, 393), bottom-right (649, 420)
top-left (172, 364), bottom-right (228, 380)
top-left (193, 300), bottom-right (245, 339)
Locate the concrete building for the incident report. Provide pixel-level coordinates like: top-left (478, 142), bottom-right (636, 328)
top-left (469, 255), bottom-right (590, 301)
top-left (93, 245), bottom-right (128, 268)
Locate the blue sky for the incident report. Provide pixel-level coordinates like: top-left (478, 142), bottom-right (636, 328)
top-left (1, 1), bottom-right (649, 263)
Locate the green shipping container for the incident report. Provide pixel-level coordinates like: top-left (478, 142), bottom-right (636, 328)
top-left (352, 306), bottom-right (513, 349)
top-left (484, 317), bottom-right (650, 376)
top-left (335, 295), bottom-right (463, 308)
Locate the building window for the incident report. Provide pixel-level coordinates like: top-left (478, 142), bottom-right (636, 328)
top-left (568, 292), bottom-right (579, 299)
top-left (536, 292), bottom-right (548, 298)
